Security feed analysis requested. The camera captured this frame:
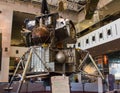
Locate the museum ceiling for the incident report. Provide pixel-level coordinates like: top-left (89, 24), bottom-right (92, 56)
top-left (2, 0), bottom-right (120, 33)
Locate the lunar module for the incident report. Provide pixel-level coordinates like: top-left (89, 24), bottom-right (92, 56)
top-left (6, 12), bottom-right (104, 93)
top-left (6, 11), bottom-right (104, 93)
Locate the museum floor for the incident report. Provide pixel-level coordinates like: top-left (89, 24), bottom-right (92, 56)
top-left (0, 82), bottom-right (98, 93)
top-left (1, 82), bottom-right (120, 93)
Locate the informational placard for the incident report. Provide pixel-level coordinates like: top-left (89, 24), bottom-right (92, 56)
top-left (51, 76), bottom-right (70, 93)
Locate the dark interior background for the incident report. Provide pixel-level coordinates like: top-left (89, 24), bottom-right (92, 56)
top-left (11, 11), bottom-right (35, 46)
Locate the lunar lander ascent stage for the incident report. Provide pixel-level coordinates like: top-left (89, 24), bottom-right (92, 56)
top-left (7, 13), bottom-right (104, 93)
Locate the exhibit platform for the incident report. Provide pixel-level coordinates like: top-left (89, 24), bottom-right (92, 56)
top-left (0, 81), bottom-right (120, 93)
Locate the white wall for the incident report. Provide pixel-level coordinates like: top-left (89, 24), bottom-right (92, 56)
top-left (0, 8), bottom-right (13, 82)
top-left (10, 46), bottom-right (29, 58)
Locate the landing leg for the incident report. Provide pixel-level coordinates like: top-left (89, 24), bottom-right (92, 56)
top-left (17, 48), bottom-right (32, 93)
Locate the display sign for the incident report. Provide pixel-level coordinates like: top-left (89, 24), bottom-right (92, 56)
top-left (51, 76), bottom-right (70, 93)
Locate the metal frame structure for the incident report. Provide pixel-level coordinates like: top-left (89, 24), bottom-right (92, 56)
top-left (7, 46), bottom-right (50, 93)
top-left (78, 50), bottom-right (104, 79)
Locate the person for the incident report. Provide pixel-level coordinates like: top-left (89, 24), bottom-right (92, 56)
top-left (108, 74), bottom-right (115, 91)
